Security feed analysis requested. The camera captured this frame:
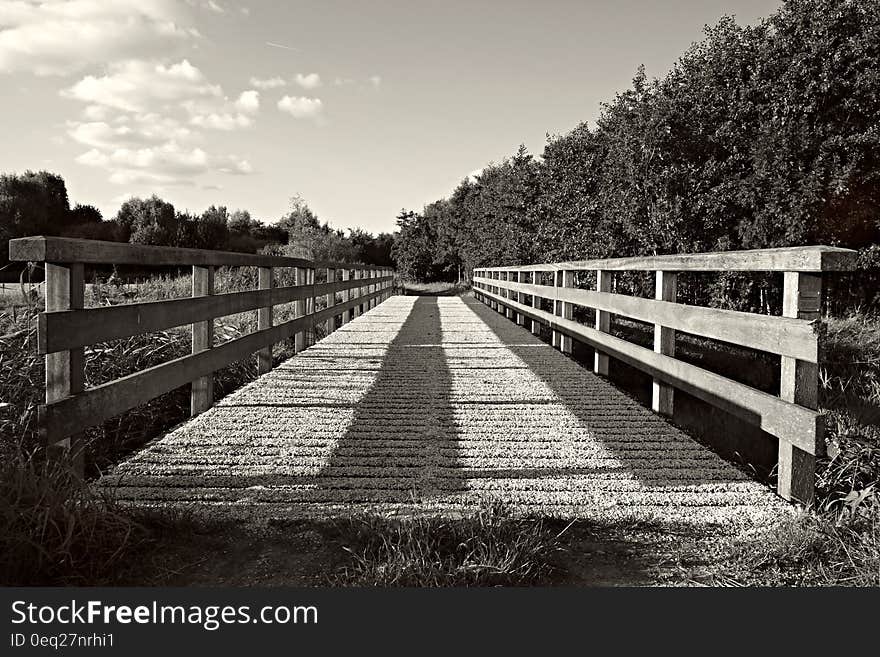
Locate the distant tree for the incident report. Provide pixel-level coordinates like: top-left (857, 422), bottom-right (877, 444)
top-left (115, 195), bottom-right (178, 246)
top-left (0, 170), bottom-right (71, 265)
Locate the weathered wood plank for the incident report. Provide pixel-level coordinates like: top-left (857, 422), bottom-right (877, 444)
top-left (40, 285), bottom-right (309, 354)
top-left (653, 271), bottom-right (677, 416)
top-left (191, 265), bottom-right (214, 415)
top-left (474, 245), bottom-right (857, 273)
top-left (44, 262), bottom-right (85, 473)
top-left (8, 236), bottom-right (388, 270)
top-left (257, 267), bottom-right (273, 375)
top-left (473, 275), bottom-right (818, 361)
top-left (778, 271), bottom-right (823, 503)
top-left (594, 270), bottom-right (611, 375)
top-left (477, 287), bottom-right (821, 453)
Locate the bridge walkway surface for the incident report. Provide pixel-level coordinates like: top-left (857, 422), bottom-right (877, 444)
top-left (101, 294), bottom-right (790, 526)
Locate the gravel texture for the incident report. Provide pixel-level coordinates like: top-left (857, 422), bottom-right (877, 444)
top-left (101, 294), bottom-right (792, 527)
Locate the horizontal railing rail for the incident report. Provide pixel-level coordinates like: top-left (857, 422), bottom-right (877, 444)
top-left (472, 245), bottom-right (858, 504)
top-left (9, 236), bottom-right (395, 474)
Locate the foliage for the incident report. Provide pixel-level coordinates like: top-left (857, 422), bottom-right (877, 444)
top-left (393, 0), bottom-right (880, 290)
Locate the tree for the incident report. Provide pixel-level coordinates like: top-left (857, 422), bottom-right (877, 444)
top-left (115, 195), bottom-right (178, 246)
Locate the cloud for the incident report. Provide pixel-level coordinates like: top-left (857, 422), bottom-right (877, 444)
top-left (369, 75), bottom-right (382, 88)
top-left (249, 76), bottom-right (285, 89)
top-left (63, 58), bottom-right (256, 185)
top-left (235, 90), bottom-right (259, 113)
top-left (189, 112), bottom-right (252, 130)
top-left (0, 1), bottom-right (200, 76)
top-left (294, 72), bottom-right (321, 89)
top-left (67, 119), bottom-right (190, 150)
top-left (277, 95), bottom-right (323, 119)
top-left (62, 59), bottom-right (221, 113)
top-left (75, 140), bottom-right (252, 184)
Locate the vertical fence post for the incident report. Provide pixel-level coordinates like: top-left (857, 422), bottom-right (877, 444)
top-left (341, 268), bottom-right (350, 325)
top-left (370, 270), bottom-right (376, 309)
top-left (516, 271), bottom-right (526, 326)
top-left (652, 270), bottom-right (677, 415)
top-left (552, 270), bottom-right (562, 349)
top-left (531, 271), bottom-right (541, 335)
top-left (191, 265), bottom-right (214, 415)
top-left (44, 262), bottom-right (85, 475)
top-left (778, 271), bottom-right (822, 503)
top-left (257, 266), bottom-right (273, 374)
top-left (294, 267), bottom-right (305, 353)
top-left (325, 267), bottom-right (336, 335)
top-left (307, 267), bottom-right (316, 345)
top-left (353, 269), bottom-right (362, 318)
top-left (560, 270), bottom-right (574, 354)
top-left (594, 269), bottom-right (611, 376)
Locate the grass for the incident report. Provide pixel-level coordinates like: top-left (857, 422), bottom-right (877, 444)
top-left (331, 502), bottom-right (565, 586)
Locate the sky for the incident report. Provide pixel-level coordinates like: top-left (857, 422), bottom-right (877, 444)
top-left (0, 0), bottom-right (783, 234)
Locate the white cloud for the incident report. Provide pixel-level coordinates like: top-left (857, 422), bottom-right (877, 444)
top-left (75, 140), bottom-right (252, 184)
top-left (277, 95), bottom-right (323, 119)
top-left (0, 1), bottom-right (200, 75)
top-left (63, 58), bottom-right (256, 185)
top-left (369, 75), bottom-right (382, 88)
top-left (249, 76), bottom-right (286, 89)
top-left (235, 90), bottom-right (259, 113)
top-left (190, 112), bottom-right (252, 130)
top-left (62, 59), bottom-right (221, 113)
top-left (294, 72), bottom-right (321, 89)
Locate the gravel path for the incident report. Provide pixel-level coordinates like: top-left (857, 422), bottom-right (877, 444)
top-left (101, 294), bottom-right (791, 527)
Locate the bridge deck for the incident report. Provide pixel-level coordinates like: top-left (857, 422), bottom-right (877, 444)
top-left (101, 294), bottom-right (789, 525)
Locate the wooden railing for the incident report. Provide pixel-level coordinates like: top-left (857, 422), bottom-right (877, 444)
top-left (472, 246), bottom-right (858, 504)
top-left (9, 236), bottom-right (394, 473)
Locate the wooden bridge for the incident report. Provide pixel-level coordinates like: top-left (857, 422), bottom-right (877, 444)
top-left (9, 237), bottom-right (858, 525)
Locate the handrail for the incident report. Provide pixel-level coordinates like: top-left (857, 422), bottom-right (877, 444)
top-left (477, 245), bottom-right (856, 273)
top-left (472, 245), bottom-right (858, 504)
top-left (9, 235), bottom-right (388, 270)
top-left (8, 236), bottom-right (395, 474)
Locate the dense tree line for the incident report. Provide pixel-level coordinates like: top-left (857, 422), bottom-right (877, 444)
top-left (1, 173), bottom-right (393, 273)
top-left (393, 0), bottom-right (880, 308)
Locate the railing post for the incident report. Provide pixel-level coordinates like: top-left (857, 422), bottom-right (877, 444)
top-left (44, 262), bottom-right (85, 475)
top-left (353, 269), bottom-right (362, 318)
top-left (594, 269), bottom-right (611, 375)
top-left (370, 270), bottom-right (376, 309)
top-left (191, 265), bottom-right (214, 415)
top-left (552, 270), bottom-right (562, 349)
top-left (778, 271), bottom-right (822, 503)
top-left (257, 266), bottom-right (273, 374)
top-left (516, 271), bottom-right (526, 326)
top-left (341, 268), bottom-right (350, 325)
top-left (294, 267), bottom-right (305, 353)
top-left (325, 267), bottom-right (336, 335)
top-left (560, 270), bottom-right (574, 354)
top-left (652, 270), bottom-right (677, 415)
top-left (307, 267), bottom-right (316, 345)
top-left (531, 271), bottom-right (541, 335)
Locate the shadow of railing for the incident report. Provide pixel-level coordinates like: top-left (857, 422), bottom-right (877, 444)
top-left (461, 295), bottom-right (749, 488)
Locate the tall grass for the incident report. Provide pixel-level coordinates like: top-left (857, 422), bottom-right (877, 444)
top-left (0, 269), bottom-right (308, 585)
top-left (333, 502), bottom-right (564, 586)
